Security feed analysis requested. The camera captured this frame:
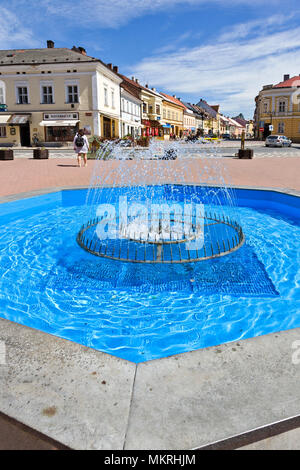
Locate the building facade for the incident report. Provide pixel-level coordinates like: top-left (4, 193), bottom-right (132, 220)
top-left (195, 99), bottom-right (219, 136)
top-left (0, 42), bottom-right (122, 146)
top-left (120, 84), bottom-right (142, 138)
top-left (254, 74), bottom-right (300, 142)
top-left (160, 93), bottom-right (184, 138)
top-left (181, 101), bottom-right (196, 135)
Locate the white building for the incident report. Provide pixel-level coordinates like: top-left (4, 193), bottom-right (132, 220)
top-left (120, 85), bottom-right (142, 138)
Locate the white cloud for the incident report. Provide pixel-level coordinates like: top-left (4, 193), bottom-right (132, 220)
top-left (0, 8), bottom-right (40, 49)
top-left (129, 19), bottom-right (300, 117)
top-left (20, 0), bottom-right (284, 29)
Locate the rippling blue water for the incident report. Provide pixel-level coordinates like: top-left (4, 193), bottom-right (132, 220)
top-left (0, 188), bottom-right (299, 362)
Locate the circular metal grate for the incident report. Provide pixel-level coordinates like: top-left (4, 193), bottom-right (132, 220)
top-left (77, 212), bottom-right (245, 264)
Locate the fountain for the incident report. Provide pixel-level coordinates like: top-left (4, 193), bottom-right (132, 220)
top-left (76, 139), bottom-right (245, 289)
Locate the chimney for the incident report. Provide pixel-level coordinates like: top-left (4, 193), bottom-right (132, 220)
top-left (145, 84), bottom-right (148, 88)
top-left (78, 47), bottom-right (87, 55)
top-left (47, 40), bottom-right (54, 49)
top-left (131, 76), bottom-right (135, 81)
top-left (113, 65), bottom-right (118, 73)
top-left (135, 78), bottom-right (139, 84)
top-left (284, 74), bottom-right (290, 81)
top-left (151, 87), bottom-right (156, 91)
top-left (173, 94), bottom-right (177, 98)
top-left (107, 63), bottom-right (112, 69)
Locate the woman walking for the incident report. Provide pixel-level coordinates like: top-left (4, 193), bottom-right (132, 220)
top-left (73, 129), bottom-right (89, 167)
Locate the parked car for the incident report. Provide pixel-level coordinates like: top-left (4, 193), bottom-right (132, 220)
top-left (265, 135), bottom-right (292, 147)
top-left (222, 134), bottom-right (231, 140)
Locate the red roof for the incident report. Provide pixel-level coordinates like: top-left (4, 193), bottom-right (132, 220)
top-left (160, 92), bottom-right (186, 108)
top-left (274, 75), bottom-right (300, 88)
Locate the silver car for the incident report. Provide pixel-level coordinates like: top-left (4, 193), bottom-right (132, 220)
top-left (265, 135), bottom-right (292, 147)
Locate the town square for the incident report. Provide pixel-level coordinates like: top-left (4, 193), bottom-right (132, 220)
top-left (0, 0), bottom-right (299, 454)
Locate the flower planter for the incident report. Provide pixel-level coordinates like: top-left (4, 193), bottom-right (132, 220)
top-left (238, 149), bottom-right (253, 159)
top-left (137, 137), bottom-right (150, 147)
top-left (33, 148), bottom-right (49, 159)
top-left (0, 149), bottom-right (14, 160)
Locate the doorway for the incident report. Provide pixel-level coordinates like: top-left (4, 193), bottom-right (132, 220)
top-left (20, 123), bottom-right (31, 146)
top-left (263, 123), bottom-right (271, 139)
top-left (103, 117), bottom-right (111, 139)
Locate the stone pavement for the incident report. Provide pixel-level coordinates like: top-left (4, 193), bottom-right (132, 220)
top-left (0, 155), bottom-right (300, 198)
top-left (0, 412), bottom-right (69, 450)
top-left (10, 141), bottom-right (300, 160)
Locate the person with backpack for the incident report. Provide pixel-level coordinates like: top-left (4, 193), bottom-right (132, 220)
top-left (73, 129), bottom-right (89, 167)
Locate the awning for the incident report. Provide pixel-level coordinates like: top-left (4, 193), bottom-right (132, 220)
top-left (9, 114), bottom-right (31, 124)
top-left (39, 120), bottom-right (79, 127)
top-left (0, 115), bottom-right (11, 124)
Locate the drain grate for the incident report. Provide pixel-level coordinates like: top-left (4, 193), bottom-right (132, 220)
top-left (42, 244), bottom-right (278, 297)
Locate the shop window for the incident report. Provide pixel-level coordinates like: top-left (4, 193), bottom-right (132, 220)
top-left (17, 86), bottom-right (28, 104)
top-left (46, 125), bottom-right (78, 142)
top-left (42, 86), bottom-right (53, 104)
top-left (278, 122), bottom-right (284, 133)
top-left (0, 126), bottom-right (6, 137)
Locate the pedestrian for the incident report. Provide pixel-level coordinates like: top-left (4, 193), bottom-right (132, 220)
top-left (73, 129), bottom-right (89, 167)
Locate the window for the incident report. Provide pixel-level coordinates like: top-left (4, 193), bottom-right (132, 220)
top-left (0, 126), bottom-right (6, 137)
top-left (163, 109), bottom-right (166, 119)
top-left (67, 85), bottom-right (78, 103)
top-left (42, 86), bottom-right (53, 104)
top-left (263, 102), bottom-right (268, 113)
top-left (104, 87), bottom-right (108, 106)
top-left (149, 105), bottom-right (153, 114)
top-left (17, 86), bottom-right (28, 104)
top-left (0, 87), bottom-right (4, 104)
top-left (122, 99), bottom-right (125, 111)
top-left (156, 105), bottom-right (160, 114)
top-left (111, 90), bottom-right (115, 108)
top-left (278, 100), bottom-right (286, 112)
top-left (143, 103), bottom-right (147, 113)
top-left (278, 122), bottom-right (284, 133)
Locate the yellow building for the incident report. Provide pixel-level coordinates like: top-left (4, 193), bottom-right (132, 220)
top-left (255, 74), bottom-right (300, 142)
top-left (0, 41), bottom-right (122, 146)
top-left (160, 93), bottom-right (184, 138)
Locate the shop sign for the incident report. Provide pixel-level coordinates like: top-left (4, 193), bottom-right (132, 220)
top-left (43, 113), bottom-right (79, 120)
top-left (0, 104), bottom-right (7, 111)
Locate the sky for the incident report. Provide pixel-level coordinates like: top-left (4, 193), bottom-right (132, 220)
top-left (1, 0), bottom-right (300, 118)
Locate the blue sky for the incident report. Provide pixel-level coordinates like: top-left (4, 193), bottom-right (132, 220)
top-left (1, 0), bottom-right (300, 118)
